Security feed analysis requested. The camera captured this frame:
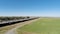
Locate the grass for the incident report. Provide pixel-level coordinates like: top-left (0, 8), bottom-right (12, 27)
top-left (17, 18), bottom-right (60, 34)
top-left (0, 22), bottom-right (23, 34)
top-left (0, 26), bottom-right (14, 34)
top-left (0, 24), bottom-right (17, 34)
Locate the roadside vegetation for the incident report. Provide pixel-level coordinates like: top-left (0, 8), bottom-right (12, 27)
top-left (0, 16), bottom-right (30, 22)
top-left (0, 16), bottom-right (31, 34)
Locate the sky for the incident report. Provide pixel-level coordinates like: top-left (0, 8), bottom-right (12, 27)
top-left (0, 0), bottom-right (60, 17)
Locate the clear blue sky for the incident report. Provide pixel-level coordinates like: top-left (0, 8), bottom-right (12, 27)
top-left (0, 0), bottom-right (60, 17)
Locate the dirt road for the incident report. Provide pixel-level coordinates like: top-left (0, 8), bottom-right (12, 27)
top-left (5, 18), bottom-right (39, 34)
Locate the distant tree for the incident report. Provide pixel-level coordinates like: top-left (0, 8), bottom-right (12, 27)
top-left (27, 17), bottom-right (30, 18)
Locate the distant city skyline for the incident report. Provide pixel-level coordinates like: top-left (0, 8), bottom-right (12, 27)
top-left (0, 0), bottom-right (60, 17)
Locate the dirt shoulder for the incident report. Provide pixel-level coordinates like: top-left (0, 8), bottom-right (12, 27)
top-left (0, 18), bottom-right (40, 34)
top-left (5, 18), bottom-right (40, 34)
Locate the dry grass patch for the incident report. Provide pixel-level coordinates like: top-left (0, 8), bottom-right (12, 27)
top-left (17, 30), bottom-right (40, 34)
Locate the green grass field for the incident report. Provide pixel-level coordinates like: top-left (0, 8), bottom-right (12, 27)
top-left (17, 18), bottom-right (60, 34)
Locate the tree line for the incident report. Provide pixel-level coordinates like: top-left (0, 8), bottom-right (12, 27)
top-left (0, 16), bottom-right (30, 22)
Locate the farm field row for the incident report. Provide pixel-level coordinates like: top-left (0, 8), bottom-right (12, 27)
top-left (17, 18), bottom-right (60, 34)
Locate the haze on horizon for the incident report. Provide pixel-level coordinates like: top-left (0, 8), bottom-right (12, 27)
top-left (0, 0), bottom-right (60, 17)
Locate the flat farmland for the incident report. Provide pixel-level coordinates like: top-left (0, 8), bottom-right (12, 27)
top-left (17, 18), bottom-right (60, 34)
